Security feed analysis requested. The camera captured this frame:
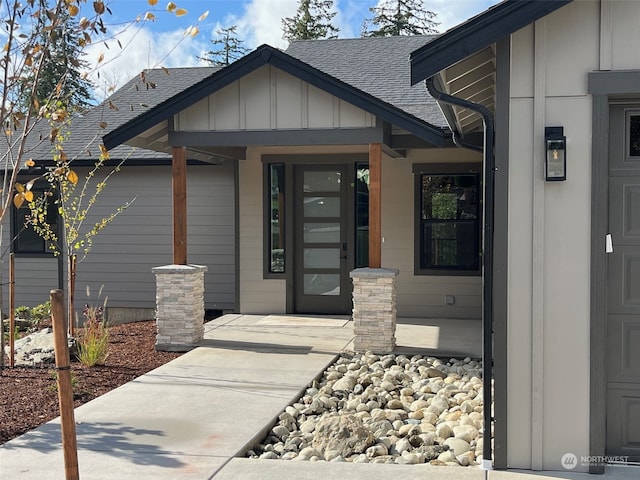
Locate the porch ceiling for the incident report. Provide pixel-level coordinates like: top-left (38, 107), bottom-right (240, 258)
top-left (437, 46), bottom-right (496, 135)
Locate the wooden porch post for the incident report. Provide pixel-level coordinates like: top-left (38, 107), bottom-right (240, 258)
top-left (369, 143), bottom-right (382, 268)
top-left (172, 146), bottom-right (187, 265)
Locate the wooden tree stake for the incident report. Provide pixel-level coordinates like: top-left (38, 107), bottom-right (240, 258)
top-left (50, 289), bottom-right (80, 480)
top-left (68, 255), bottom-right (77, 336)
top-left (9, 253), bottom-right (15, 367)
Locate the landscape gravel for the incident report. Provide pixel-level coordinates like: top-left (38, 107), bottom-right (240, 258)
top-left (248, 350), bottom-right (488, 467)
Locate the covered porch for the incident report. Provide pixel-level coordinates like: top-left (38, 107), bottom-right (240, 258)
top-left (211, 313), bottom-right (482, 359)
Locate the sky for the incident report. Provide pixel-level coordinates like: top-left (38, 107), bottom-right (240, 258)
top-left (87, 0), bottom-right (500, 97)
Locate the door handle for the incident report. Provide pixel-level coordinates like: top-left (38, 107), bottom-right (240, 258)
top-left (340, 242), bottom-right (347, 259)
top-left (606, 234), bottom-right (613, 254)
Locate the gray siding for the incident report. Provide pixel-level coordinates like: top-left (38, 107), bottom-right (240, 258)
top-left (0, 255), bottom-right (59, 311)
top-left (0, 162), bottom-right (236, 316)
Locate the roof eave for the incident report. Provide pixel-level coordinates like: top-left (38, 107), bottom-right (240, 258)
top-left (103, 48), bottom-right (275, 150)
top-left (410, 0), bottom-right (573, 85)
top-left (105, 45), bottom-right (447, 150)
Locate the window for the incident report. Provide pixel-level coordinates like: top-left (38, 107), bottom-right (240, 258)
top-left (414, 164), bottom-right (481, 274)
top-left (355, 163), bottom-right (369, 268)
top-left (12, 188), bottom-right (58, 254)
top-left (267, 164), bottom-right (285, 274)
top-left (627, 111), bottom-right (640, 157)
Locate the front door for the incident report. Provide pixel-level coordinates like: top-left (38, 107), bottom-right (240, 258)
top-left (293, 165), bottom-right (353, 314)
top-left (606, 105), bottom-right (640, 461)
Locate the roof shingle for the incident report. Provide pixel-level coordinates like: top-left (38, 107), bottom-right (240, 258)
top-left (286, 36), bottom-right (446, 127)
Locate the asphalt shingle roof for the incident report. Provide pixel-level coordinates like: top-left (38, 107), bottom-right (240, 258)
top-left (2, 67), bottom-right (220, 163)
top-left (285, 36), bottom-right (447, 127)
top-left (7, 35), bottom-right (447, 164)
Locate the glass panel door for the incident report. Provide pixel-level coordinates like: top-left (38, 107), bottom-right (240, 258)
top-left (294, 165), bottom-right (352, 314)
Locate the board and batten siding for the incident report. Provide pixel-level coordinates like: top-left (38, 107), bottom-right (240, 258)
top-left (175, 65), bottom-right (376, 132)
top-left (1, 162), bottom-right (235, 317)
top-left (505, 0), bottom-right (601, 471)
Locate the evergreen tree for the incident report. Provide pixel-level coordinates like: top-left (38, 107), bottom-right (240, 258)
top-left (282, 0), bottom-right (339, 42)
top-left (20, 0), bottom-right (95, 113)
top-left (199, 26), bottom-right (249, 66)
top-left (361, 0), bottom-right (438, 37)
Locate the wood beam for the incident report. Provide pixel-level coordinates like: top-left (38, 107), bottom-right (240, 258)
top-left (369, 143), bottom-right (382, 268)
top-left (172, 146), bottom-right (187, 265)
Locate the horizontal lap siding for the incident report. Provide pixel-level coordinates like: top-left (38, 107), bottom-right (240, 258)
top-left (238, 148), bottom-right (286, 313)
top-left (4, 257), bottom-right (60, 307)
top-left (2, 162), bottom-right (236, 313)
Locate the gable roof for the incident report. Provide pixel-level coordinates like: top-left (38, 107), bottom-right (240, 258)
top-left (286, 35), bottom-right (446, 128)
top-left (68, 66), bottom-right (220, 161)
top-left (410, 0), bottom-right (573, 85)
top-left (104, 42), bottom-right (449, 150)
top-left (0, 66), bottom-right (220, 167)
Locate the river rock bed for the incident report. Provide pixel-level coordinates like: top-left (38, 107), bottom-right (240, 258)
top-left (247, 351), bottom-right (487, 466)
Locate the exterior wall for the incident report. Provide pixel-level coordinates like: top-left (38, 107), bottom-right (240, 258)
top-left (382, 148), bottom-right (482, 319)
top-left (1, 162), bottom-right (236, 318)
top-left (0, 254), bottom-right (59, 312)
top-left (238, 144), bottom-right (370, 314)
top-left (505, 0), bottom-right (618, 471)
top-left (175, 65), bottom-right (376, 132)
top-left (237, 144), bottom-right (483, 318)
top-left (238, 147), bottom-right (286, 314)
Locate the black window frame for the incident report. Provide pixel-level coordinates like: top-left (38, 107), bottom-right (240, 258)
top-left (11, 183), bottom-right (59, 256)
top-left (413, 163), bottom-right (482, 276)
top-left (626, 109), bottom-right (640, 158)
top-left (263, 162), bottom-right (287, 278)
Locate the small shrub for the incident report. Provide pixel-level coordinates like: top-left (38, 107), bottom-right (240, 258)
top-left (14, 301), bottom-right (51, 332)
top-left (30, 301), bottom-right (51, 322)
top-left (76, 287), bottom-right (109, 367)
top-left (14, 306), bottom-right (31, 320)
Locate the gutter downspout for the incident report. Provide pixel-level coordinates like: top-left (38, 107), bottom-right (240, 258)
top-left (425, 76), bottom-right (495, 470)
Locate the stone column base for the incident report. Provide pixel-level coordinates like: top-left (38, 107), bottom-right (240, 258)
top-left (152, 264), bottom-right (207, 352)
top-left (350, 268), bottom-right (399, 354)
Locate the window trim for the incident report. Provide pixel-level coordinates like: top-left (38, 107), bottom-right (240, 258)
top-left (11, 184), bottom-right (59, 256)
top-left (261, 154), bottom-right (368, 280)
top-left (263, 162), bottom-right (287, 278)
top-left (625, 109), bottom-right (640, 160)
top-left (413, 162), bottom-right (482, 276)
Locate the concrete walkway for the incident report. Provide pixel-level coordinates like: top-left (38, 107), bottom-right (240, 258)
top-left (0, 314), bottom-right (636, 479)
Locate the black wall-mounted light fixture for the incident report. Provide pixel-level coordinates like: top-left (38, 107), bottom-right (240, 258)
top-left (545, 126), bottom-right (566, 181)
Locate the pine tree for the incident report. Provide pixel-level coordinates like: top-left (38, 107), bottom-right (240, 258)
top-left (199, 26), bottom-right (249, 66)
top-left (361, 0), bottom-right (438, 37)
top-left (20, 0), bottom-right (95, 113)
top-left (282, 0), bottom-right (339, 42)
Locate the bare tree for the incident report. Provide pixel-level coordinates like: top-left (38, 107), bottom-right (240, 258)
top-left (0, 0), bottom-right (207, 364)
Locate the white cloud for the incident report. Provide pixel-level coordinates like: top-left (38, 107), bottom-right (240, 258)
top-left (236, 0), bottom-right (299, 50)
top-left (428, 0), bottom-right (498, 32)
top-left (228, 0), bottom-right (497, 45)
top-left (85, 22), bottom-right (208, 98)
top-left (83, 0), bottom-right (499, 98)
